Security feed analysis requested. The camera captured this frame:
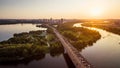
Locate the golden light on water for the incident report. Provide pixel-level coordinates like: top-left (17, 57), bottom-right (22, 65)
top-left (73, 23), bottom-right (82, 27)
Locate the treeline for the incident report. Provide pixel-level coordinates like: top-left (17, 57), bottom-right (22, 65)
top-left (0, 19), bottom-right (45, 25)
top-left (0, 30), bottom-right (46, 45)
top-left (0, 26), bottom-right (64, 64)
top-left (82, 23), bottom-right (120, 35)
top-left (0, 30), bottom-right (47, 63)
top-left (57, 22), bottom-right (101, 51)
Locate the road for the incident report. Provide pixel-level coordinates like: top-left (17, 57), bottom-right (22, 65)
top-left (46, 24), bottom-right (93, 68)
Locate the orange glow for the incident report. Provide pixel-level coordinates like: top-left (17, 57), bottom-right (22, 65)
top-left (90, 7), bottom-right (103, 17)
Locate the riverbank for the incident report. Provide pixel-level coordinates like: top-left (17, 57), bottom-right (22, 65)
top-left (0, 25), bottom-right (64, 64)
top-left (46, 24), bottom-right (93, 68)
top-left (80, 22), bottom-right (120, 68)
top-left (82, 22), bottom-right (120, 35)
top-left (55, 22), bottom-right (101, 51)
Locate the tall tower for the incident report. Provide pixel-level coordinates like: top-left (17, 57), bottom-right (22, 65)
top-left (61, 18), bottom-right (64, 23)
top-left (50, 18), bottom-right (53, 23)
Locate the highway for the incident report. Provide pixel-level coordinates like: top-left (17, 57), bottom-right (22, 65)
top-left (46, 24), bottom-right (93, 68)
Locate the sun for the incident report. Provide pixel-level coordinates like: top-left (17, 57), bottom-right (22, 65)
top-left (90, 8), bottom-right (103, 17)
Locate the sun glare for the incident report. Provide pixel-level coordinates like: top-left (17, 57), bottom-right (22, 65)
top-left (90, 8), bottom-right (103, 17)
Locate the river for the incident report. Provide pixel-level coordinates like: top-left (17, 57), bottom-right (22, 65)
top-left (1, 23), bottom-right (120, 68)
top-left (0, 24), bottom-right (75, 68)
top-left (74, 23), bottom-right (120, 68)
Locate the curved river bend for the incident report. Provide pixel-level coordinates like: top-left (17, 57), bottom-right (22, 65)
top-left (75, 23), bottom-right (120, 68)
top-left (0, 23), bottom-right (120, 68)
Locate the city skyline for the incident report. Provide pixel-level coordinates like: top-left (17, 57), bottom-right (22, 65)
top-left (0, 0), bottom-right (120, 19)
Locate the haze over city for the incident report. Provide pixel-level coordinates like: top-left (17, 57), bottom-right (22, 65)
top-left (0, 0), bottom-right (120, 19)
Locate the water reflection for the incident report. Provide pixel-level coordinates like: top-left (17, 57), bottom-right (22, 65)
top-left (73, 23), bottom-right (100, 52)
top-left (63, 54), bottom-right (75, 68)
top-left (0, 53), bottom-right (45, 65)
top-left (0, 24), bottom-right (74, 68)
top-left (0, 44), bottom-right (64, 65)
top-left (0, 24), bottom-right (43, 41)
top-left (74, 23), bottom-right (120, 68)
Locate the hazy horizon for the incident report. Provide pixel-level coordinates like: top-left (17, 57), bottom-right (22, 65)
top-left (0, 0), bottom-right (120, 19)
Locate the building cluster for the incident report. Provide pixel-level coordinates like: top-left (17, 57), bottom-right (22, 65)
top-left (38, 18), bottom-right (64, 23)
top-left (38, 18), bottom-right (80, 24)
top-left (0, 18), bottom-right (79, 24)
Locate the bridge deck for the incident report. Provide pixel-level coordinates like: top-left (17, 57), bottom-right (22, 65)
top-left (47, 25), bottom-right (93, 68)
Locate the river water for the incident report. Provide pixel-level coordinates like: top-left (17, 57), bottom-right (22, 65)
top-left (1, 23), bottom-right (120, 68)
top-left (74, 23), bottom-right (120, 68)
top-left (0, 24), bottom-right (75, 68)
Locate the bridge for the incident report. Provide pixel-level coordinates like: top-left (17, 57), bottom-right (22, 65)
top-left (46, 24), bottom-right (93, 68)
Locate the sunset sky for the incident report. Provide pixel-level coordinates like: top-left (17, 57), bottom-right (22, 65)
top-left (0, 0), bottom-right (120, 19)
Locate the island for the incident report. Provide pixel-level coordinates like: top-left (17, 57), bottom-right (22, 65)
top-left (0, 23), bottom-right (101, 64)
